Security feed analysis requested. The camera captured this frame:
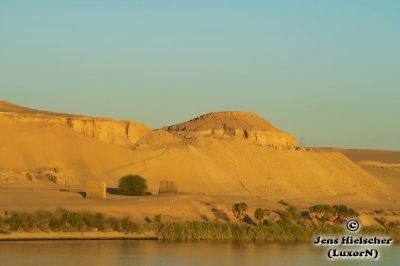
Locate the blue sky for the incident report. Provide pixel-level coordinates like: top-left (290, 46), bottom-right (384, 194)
top-left (1, 1), bottom-right (399, 150)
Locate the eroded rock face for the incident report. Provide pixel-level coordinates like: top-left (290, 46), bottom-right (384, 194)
top-left (0, 112), bottom-right (150, 146)
top-left (68, 117), bottom-right (150, 145)
top-left (0, 168), bottom-right (66, 185)
top-left (165, 111), bottom-right (296, 148)
top-left (0, 170), bottom-right (29, 184)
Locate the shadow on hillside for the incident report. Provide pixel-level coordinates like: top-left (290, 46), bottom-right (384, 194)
top-left (243, 214), bottom-right (256, 225)
top-left (106, 188), bottom-right (119, 195)
top-left (211, 208), bottom-right (230, 221)
top-left (301, 211), bottom-right (309, 219)
top-left (200, 214), bottom-right (209, 221)
top-left (59, 188), bottom-right (86, 198)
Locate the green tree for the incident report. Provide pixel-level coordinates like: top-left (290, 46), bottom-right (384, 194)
top-left (232, 202), bottom-right (248, 223)
top-left (254, 208), bottom-right (270, 225)
top-left (118, 175), bottom-right (148, 196)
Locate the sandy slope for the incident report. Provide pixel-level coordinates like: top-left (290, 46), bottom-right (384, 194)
top-left (339, 149), bottom-right (400, 164)
top-left (0, 116), bottom-right (390, 203)
top-left (130, 136), bottom-right (389, 202)
top-left (0, 118), bottom-right (136, 183)
top-left (0, 100), bottom-right (398, 221)
top-left (336, 149), bottom-right (400, 203)
top-left (0, 100), bottom-right (80, 116)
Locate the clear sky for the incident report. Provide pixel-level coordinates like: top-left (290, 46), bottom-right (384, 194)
top-left (1, 1), bottom-right (399, 150)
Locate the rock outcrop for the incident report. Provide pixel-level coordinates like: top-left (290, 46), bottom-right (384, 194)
top-left (67, 117), bottom-right (150, 145)
top-left (0, 168), bottom-right (67, 185)
top-left (165, 111), bottom-right (296, 148)
top-left (0, 170), bottom-right (30, 184)
top-left (0, 101), bottom-right (150, 146)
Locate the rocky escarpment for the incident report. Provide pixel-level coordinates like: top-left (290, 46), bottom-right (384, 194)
top-left (0, 111), bottom-right (150, 146)
top-left (66, 116), bottom-right (150, 145)
top-left (165, 111), bottom-right (296, 148)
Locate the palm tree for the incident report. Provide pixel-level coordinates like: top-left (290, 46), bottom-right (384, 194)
top-left (254, 208), bottom-right (270, 225)
top-left (232, 202), bottom-right (248, 223)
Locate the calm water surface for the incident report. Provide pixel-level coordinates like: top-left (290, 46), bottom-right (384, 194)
top-left (0, 240), bottom-right (398, 266)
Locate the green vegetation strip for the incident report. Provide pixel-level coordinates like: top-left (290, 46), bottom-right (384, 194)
top-left (0, 208), bottom-right (399, 241)
top-left (156, 221), bottom-right (400, 241)
top-left (0, 208), bottom-right (141, 234)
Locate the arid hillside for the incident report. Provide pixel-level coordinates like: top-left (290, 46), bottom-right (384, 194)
top-left (337, 149), bottom-right (400, 202)
top-left (165, 111), bottom-right (296, 148)
top-left (0, 100), bottom-right (395, 208)
top-left (0, 100), bottom-right (150, 145)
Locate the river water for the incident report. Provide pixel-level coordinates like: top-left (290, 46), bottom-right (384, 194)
top-left (0, 240), bottom-right (398, 266)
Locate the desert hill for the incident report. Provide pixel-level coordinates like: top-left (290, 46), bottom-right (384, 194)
top-left (131, 136), bottom-right (390, 203)
top-left (0, 100), bottom-right (54, 114)
top-left (0, 100), bottom-right (85, 117)
top-left (339, 149), bottom-right (400, 164)
top-left (0, 100), bottom-right (393, 207)
top-left (335, 149), bottom-right (400, 202)
top-left (165, 111), bottom-right (296, 148)
top-left (0, 100), bottom-right (150, 145)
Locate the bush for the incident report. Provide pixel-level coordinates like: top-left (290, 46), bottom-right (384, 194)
top-left (0, 208), bottom-right (143, 234)
top-left (118, 175), bottom-right (148, 196)
top-left (286, 205), bottom-right (300, 219)
top-left (120, 217), bottom-right (141, 233)
top-left (153, 214), bottom-right (162, 223)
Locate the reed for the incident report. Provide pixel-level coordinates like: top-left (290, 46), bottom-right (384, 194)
top-left (0, 208), bottom-right (142, 233)
top-left (155, 221), bottom-right (400, 241)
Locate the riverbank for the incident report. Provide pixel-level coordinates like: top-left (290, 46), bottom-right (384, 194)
top-left (1, 208), bottom-right (399, 242)
top-left (1, 223), bottom-right (399, 242)
top-left (0, 231), bottom-right (157, 241)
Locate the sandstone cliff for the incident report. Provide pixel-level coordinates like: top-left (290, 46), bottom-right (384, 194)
top-left (0, 101), bottom-right (150, 145)
top-left (165, 111), bottom-right (296, 148)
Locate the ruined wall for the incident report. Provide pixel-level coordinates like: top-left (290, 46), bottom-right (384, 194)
top-left (86, 180), bottom-right (107, 199)
top-left (0, 112), bottom-right (150, 146)
top-left (159, 180), bottom-right (178, 194)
